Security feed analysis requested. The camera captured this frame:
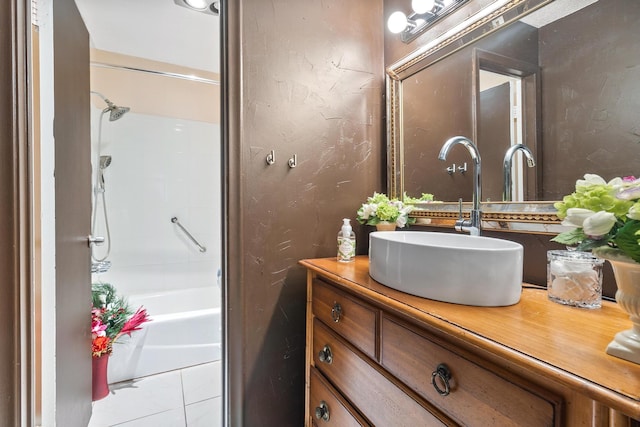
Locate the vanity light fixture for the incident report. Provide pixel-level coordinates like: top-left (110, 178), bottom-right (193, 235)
top-left (388, 0), bottom-right (468, 43)
top-left (173, 0), bottom-right (220, 15)
top-left (185, 0), bottom-right (207, 10)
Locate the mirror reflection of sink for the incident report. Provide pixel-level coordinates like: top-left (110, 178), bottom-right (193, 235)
top-left (369, 231), bottom-right (524, 306)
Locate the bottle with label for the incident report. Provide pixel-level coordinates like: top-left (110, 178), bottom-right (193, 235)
top-left (337, 218), bottom-right (356, 262)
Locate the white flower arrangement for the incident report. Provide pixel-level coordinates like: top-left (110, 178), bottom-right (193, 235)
top-left (356, 192), bottom-right (415, 229)
top-left (553, 174), bottom-right (640, 262)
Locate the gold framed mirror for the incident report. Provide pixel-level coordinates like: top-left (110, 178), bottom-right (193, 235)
top-left (386, 0), bottom-right (640, 233)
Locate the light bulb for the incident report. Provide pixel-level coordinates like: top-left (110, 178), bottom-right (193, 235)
top-left (412, 0), bottom-right (436, 14)
top-left (388, 11), bottom-right (408, 34)
top-left (184, 0), bottom-right (208, 10)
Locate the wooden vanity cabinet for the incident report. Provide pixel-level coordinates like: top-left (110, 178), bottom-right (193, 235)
top-left (307, 276), bottom-right (559, 426)
top-left (309, 367), bottom-right (369, 427)
top-left (312, 279), bottom-right (377, 360)
top-left (380, 315), bottom-right (559, 426)
top-left (313, 318), bottom-right (450, 426)
top-left (302, 257), bottom-right (640, 427)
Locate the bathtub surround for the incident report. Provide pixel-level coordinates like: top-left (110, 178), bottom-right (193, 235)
top-left (108, 287), bottom-right (222, 383)
top-left (90, 50), bottom-right (221, 385)
top-left (89, 110), bottom-right (221, 296)
top-left (88, 113), bottom-right (221, 380)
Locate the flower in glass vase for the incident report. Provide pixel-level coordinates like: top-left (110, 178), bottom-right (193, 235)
top-left (554, 174), bottom-right (640, 364)
top-left (552, 174), bottom-right (640, 261)
top-left (356, 192), bottom-right (415, 229)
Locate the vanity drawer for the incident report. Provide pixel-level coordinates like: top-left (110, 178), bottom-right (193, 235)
top-left (312, 278), bottom-right (377, 359)
top-left (309, 367), bottom-right (369, 427)
top-left (313, 318), bottom-right (452, 427)
top-left (381, 315), bottom-right (561, 427)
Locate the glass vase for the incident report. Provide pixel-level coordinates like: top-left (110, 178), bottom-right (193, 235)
top-left (546, 250), bottom-right (603, 309)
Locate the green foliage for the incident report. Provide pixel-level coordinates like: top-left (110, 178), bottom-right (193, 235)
top-left (375, 203), bottom-right (400, 221)
top-left (551, 228), bottom-right (587, 246)
top-left (356, 192), bottom-right (415, 227)
top-left (613, 220), bottom-right (640, 263)
top-left (403, 192), bottom-right (435, 204)
top-left (92, 283), bottom-right (133, 340)
top-left (552, 174), bottom-right (640, 261)
top-left (554, 181), bottom-right (632, 220)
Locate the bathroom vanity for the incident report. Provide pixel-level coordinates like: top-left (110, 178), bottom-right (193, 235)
top-left (301, 256), bottom-right (640, 426)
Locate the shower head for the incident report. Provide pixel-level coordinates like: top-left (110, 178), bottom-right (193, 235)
top-left (106, 102), bottom-right (130, 121)
top-left (97, 155), bottom-right (112, 191)
top-left (91, 91), bottom-right (130, 121)
top-left (99, 155), bottom-right (112, 169)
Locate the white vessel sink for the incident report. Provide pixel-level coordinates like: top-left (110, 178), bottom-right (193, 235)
top-left (369, 231), bottom-right (524, 306)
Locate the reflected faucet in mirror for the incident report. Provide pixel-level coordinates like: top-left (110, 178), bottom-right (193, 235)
top-left (502, 144), bottom-right (536, 202)
top-left (386, 0), bottom-right (639, 204)
top-left (438, 136), bottom-right (482, 236)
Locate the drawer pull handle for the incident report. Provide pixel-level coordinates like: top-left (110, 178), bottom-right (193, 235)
top-left (331, 302), bottom-right (342, 322)
top-left (315, 400), bottom-right (331, 422)
top-left (431, 363), bottom-right (452, 396)
top-left (318, 345), bottom-right (333, 364)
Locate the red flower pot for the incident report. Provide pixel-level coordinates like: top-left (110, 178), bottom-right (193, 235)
top-left (92, 354), bottom-right (110, 401)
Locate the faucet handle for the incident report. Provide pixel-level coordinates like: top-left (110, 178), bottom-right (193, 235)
top-left (455, 198), bottom-right (465, 232)
top-left (446, 163), bottom-right (456, 175)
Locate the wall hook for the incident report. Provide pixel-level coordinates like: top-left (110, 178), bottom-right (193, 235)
top-left (288, 154), bottom-right (298, 168)
top-left (266, 150), bottom-right (276, 165)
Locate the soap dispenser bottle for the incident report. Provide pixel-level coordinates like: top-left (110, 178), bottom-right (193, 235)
top-left (337, 218), bottom-right (356, 262)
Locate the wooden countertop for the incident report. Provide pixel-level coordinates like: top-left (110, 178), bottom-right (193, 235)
top-left (300, 256), bottom-right (640, 419)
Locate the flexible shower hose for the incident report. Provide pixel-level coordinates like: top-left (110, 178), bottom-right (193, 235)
top-left (91, 110), bottom-right (111, 262)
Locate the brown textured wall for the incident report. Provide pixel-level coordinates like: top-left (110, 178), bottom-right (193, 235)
top-left (227, 0), bottom-right (385, 425)
top-left (540, 0), bottom-right (640, 200)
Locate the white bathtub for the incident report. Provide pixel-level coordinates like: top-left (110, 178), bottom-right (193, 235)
top-left (107, 286), bottom-right (221, 384)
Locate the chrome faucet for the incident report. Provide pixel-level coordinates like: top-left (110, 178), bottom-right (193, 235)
top-left (438, 136), bottom-right (482, 236)
top-left (502, 144), bottom-right (536, 201)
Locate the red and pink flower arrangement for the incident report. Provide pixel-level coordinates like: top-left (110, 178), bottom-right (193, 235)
top-left (91, 283), bottom-right (150, 358)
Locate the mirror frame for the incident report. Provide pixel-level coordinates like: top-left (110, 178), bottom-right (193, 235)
top-left (386, 0), bottom-right (565, 233)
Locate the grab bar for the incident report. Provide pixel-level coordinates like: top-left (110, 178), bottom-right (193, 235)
top-left (171, 217), bottom-right (207, 253)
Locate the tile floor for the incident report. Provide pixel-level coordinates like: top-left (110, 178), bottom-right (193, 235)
top-left (89, 360), bottom-right (222, 427)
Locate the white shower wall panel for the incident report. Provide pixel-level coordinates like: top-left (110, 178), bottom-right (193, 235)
top-left (91, 110), bottom-right (220, 298)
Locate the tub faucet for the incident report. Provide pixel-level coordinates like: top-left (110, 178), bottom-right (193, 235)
top-left (438, 136), bottom-right (482, 236)
top-left (502, 144), bottom-right (536, 201)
